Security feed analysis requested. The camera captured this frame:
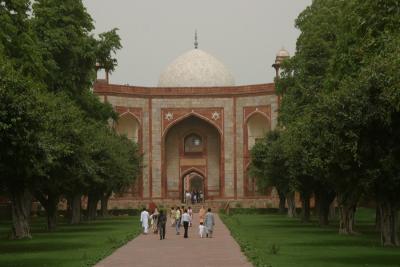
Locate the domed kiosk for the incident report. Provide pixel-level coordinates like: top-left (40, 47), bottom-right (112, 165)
top-left (94, 34), bottom-right (289, 208)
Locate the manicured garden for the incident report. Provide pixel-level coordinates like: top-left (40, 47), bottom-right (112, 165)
top-left (0, 216), bottom-right (139, 267)
top-left (221, 209), bottom-right (400, 267)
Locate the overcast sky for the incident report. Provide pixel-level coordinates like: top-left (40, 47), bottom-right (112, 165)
top-left (83, 0), bottom-right (312, 86)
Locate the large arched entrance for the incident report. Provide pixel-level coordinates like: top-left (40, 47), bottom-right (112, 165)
top-left (162, 115), bottom-right (222, 201)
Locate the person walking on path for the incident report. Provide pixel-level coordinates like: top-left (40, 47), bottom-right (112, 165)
top-left (199, 206), bottom-right (206, 223)
top-left (175, 207), bottom-right (181, 235)
top-left (199, 221), bottom-right (206, 238)
top-left (140, 208), bottom-right (150, 234)
top-left (157, 210), bottom-right (167, 240)
top-left (170, 207), bottom-right (176, 227)
top-left (182, 209), bottom-right (191, 238)
top-left (150, 208), bottom-right (159, 234)
top-left (204, 208), bottom-right (215, 238)
top-left (188, 206), bottom-right (193, 227)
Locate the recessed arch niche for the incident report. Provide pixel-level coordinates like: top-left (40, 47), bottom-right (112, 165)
top-left (115, 112), bottom-right (142, 198)
top-left (245, 112), bottom-right (270, 196)
top-left (162, 115), bottom-right (222, 200)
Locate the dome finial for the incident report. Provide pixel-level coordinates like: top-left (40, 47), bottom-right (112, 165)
top-left (194, 29), bottom-right (199, 49)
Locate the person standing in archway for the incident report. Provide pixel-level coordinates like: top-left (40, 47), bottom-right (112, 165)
top-left (185, 191), bottom-right (191, 204)
top-left (182, 209), bottom-right (191, 238)
top-left (204, 208), bottom-right (215, 238)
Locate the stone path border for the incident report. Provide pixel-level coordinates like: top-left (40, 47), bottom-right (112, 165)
top-left (95, 213), bottom-right (252, 267)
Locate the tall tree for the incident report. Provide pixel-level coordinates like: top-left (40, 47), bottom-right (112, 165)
top-left (0, 1), bottom-right (48, 239)
top-left (0, 57), bottom-right (46, 239)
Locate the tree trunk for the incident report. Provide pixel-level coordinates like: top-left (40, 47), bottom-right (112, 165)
top-left (329, 199), bottom-right (337, 220)
top-left (301, 192), bottom-right (311, 223)
top-left (87, 192), bottom-right (99, 221)
top-left (70, 194), bottom-right (82, 224)
top-left (375, 206), bottom-right (381, 231)
top-left (379, 201), bottom-right (399, 247)
top-left (46, 194), bottom-right (59, 231)
top-left (10, 189), bottom-right (32, 239)
top-left (317, 190), bottom-right (336, 226)
top-left (278, 190), bottom-right (286, 214)
top-left (66, 196), bottom-right (72, 221)
top-left (286, 191), bottom-right (296, 218)
top-left (338, 203), bottom-right (356, 234)
top-left (100, 193), bottom-right (111, 217)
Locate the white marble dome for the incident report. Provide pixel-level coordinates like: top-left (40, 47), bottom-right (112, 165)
top-left (158, 49), bottom-right (235, 87)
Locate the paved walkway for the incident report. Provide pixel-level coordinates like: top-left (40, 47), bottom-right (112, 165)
top-left (95, 213), bottom-right (252, 267)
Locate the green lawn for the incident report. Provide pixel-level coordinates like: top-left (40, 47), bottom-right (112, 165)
top-left (0, 216), bottom-right (140, 267)
top-left (221, 209), bottom-right (400, 267)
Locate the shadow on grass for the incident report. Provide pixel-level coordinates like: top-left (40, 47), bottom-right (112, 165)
top-left (31, 226), bottom-right (116, 234)
top-left (0, 240), bottom-right (87, 253)
top-left (0, 258), bottom-right (68, 267)
top-left (310, 254), bottom-right (400, 266)
top-left (287, 239), bottom-right (381, 247)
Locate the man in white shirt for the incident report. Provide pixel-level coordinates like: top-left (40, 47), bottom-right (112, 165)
top-left (140, 208), bottom-right (150, 234)
top-left (181, 209), bottom-right (191, 238)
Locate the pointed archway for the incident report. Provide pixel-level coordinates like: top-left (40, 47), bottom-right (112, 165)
top-left (181, 169), bottom-right (206, 203)
top-left (162, 114), bottom-right (223, 200)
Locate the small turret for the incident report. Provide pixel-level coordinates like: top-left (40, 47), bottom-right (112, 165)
top-left (272, 47), bottom-right (290, 79)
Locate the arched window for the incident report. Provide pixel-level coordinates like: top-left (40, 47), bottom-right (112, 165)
top-left (115, 113), bottom-right (140, 142)
top-left (184, 133), bottom-right (203, 154)
top-left (247, 113), bottom-right (269, 150)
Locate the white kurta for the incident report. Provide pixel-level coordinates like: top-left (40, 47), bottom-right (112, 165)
top-left (140, 210), bottom-right (150, 233)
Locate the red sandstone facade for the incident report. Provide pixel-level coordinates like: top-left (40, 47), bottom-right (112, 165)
top-left (94, 81), bottom-right (281, 207)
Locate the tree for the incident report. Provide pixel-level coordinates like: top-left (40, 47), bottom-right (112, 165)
top-left (250, 131), bottom-right (296, 216)
top-left (0, 0), bottom-right (58, 238)
top-left (86, 128), bottom-right (141, 220)
top-left (32, 92), bottom-right (91, 230)
top-left (95, 28), bottom-right (122, 81)
top-left (0, 57), bottom-right (47, 239)
top-left (277, 0), bottom-right (400, 243)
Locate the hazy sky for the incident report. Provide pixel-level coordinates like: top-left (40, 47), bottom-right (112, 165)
top-left (83, 0), bottom-right (311, 86)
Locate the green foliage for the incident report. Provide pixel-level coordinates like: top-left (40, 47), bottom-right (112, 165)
top-left (31, 0), bottom-right (119, 122)
top-left (250, 131), bottom-right (291, 195)
top-left (0, 0), bottom-right (138, 234)
top-left (0, 57), bottom-right (47, 192)
top-left (0, 0), bottom-right (46, 80)
top-left (96, 28), bottom-right (122, 73)
top-left (273, 0), bottom-right (400, 243)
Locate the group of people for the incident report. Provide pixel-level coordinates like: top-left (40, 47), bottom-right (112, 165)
top-left (184, 190), bottom-right (204, 204)
top-left (139, 207), bottom-right (168, 239)
top-left (140, 205), bottom-right (215, 240)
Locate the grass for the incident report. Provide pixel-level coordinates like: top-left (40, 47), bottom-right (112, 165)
top-left (221, 208), bottom-right (400, 267)
top-left (0, 216), bottom-right (140, 267)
